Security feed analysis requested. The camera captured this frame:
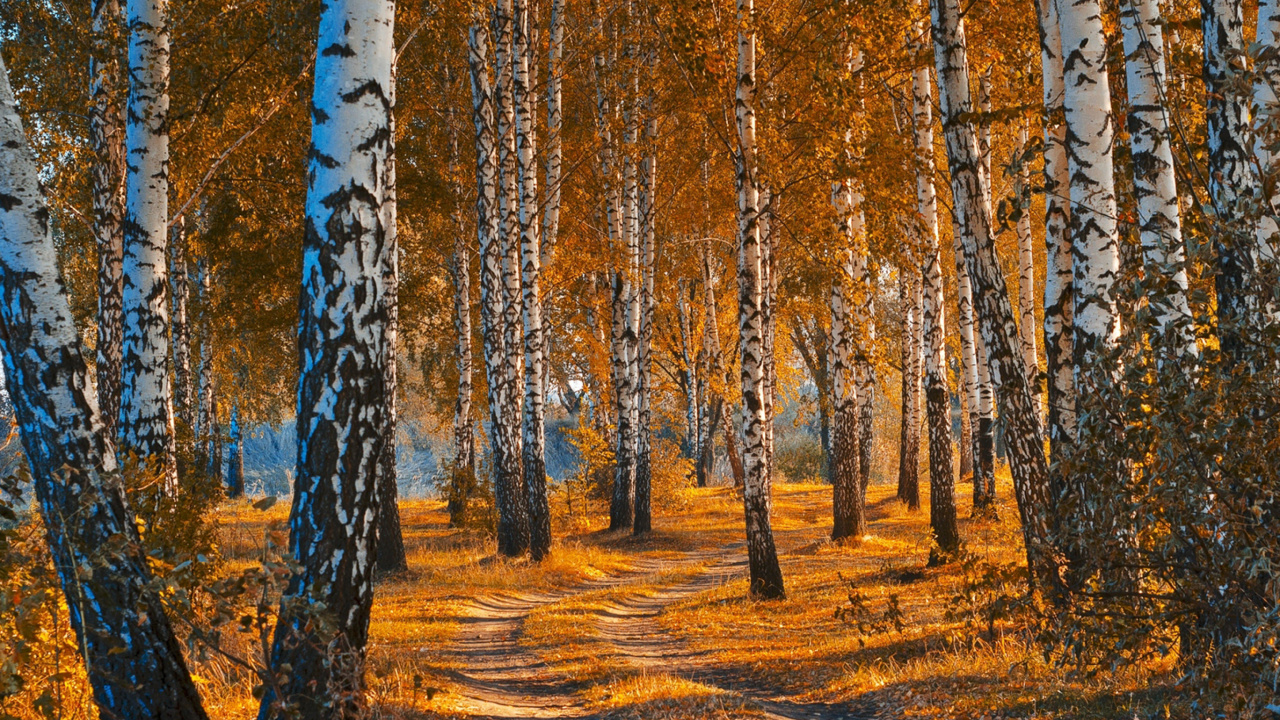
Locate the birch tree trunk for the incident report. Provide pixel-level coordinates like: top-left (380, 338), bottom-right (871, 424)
top-left (897, 267), bottom-right (923, 506)
top-left (735, 0), bottom-right (785, 599)
top-left (447, 72), bottom-right (476, 527)
top-left (761, 188), bottom-right (778, 484)
top-left (514, 0), bottom-right (551, 560)
top-left (488, 1), bottom-right (529, 555)
top-left (973, 69), bottom-right (997, 509)
top-left (0, 53), bottom-right (209, 720)
top-left (170, 217), bottom-right (194, 429)
top-left (226, 402), bottom-right (242, 498)
top-left (851, 198), bottom-right (876, 494)
top-left (930, 0), bottom-right (1058, 589)
top-left (1120, 0), bottom-right (1196, 355)
top-left (1256, 0), bottom-right (1280, 249)
top-left (1203, 0), bottom-right (1259, 355)
top-left (699, 246), bottom-right (723, 487)
top-left (1033, 0), bottom-right (1075, 476)
top-left (958, 385), bottom-right (973, 478)
top-left (91, 0), bottom-right (126, 440)
top-left (911, 33), bottom-right (958, 549)
top-left (1060, 0), bottom-right (1121, 389)
top-left (678, 279), bottom-right (701, 467)
top-left (259, 1), bottom-right (393, 715)
top-left (119, 0), bottom-right (177, 476)
top-left (634, 109), bottom-right (657, 535)
top-left (951, 215), bottom-right (983, 492)
top-left (829, 186), bottom-right (865, 537)
top-left (609, 270), bottom-right (636, 528)
top-left (1014, 126), bottom-right (1042, 416)
top-left (376, 65), bottom-right (407, 574)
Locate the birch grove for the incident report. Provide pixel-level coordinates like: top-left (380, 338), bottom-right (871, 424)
top-left (9, 0), bottom-right (1280, 712)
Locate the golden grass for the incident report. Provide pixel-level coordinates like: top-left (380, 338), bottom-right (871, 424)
top-left (4, 476), bottom-right (1180, 719)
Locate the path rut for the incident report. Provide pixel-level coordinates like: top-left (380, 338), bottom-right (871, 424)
top-left (446, 543), bottom-right (875, 719)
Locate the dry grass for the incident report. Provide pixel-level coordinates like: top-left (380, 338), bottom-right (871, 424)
top-left (3, 475), bottom-right (1181, 719)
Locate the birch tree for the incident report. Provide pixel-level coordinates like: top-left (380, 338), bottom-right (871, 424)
top-left (1256, 0), bottom-right (1280, 249)
top-left (911, 27), bottom-right (957, 550)
top-left (634, 101), bottom-right (658, 535)
top-left (376, 60), bottom-right (406, 574)
top-left (972, 70), bottom-right (997, 508)
top-left (90, 0), bottom-right (126, 439)
top-left (119, 0), bottom-right (177, 472)
top-left (0, 53), bottom-right (209, 720)
top-left (1032, 0), bottom-right (1075, 472)
top-left (735, 0), bottom-right (785, 599)
top-left (897, 266), bottom-right (922, 507)
top-left (1060, 0), bottom-right (1120, 384)
top-left (258, 0), bottom-right (393, 714)
top-left (930, 0), bottom-right (1058, 587)
top-left (830, 182), bottom-right (865, 539)
top-left (1013, 126), bottom-right (1042, 414)
top-left (170, 218), bottom-right (194, 428)
top-left (472, 9), bottom-right (528, 556)
top-left (448, 110), bottom-right (476, 527)
top-left (1203, 0), bottom-right (1258, 355)
top-left (1119, 0), bottom-right (1195, 355)
top-left (514, 0), bottom-right (551, 560)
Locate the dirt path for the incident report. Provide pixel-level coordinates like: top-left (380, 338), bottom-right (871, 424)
top-left (445, 554), bottom-right (682, 718)
top-left (593, 547), bottom-right (875, 720)
top-left (446, 541), bottom-right (874, 719)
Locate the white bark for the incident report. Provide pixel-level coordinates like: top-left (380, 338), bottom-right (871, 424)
top-left (1014, 126), bottom-right (1042, 413)
top-left (1256, 0), bottom-right (1280, 248)
top-left (0, 53), bottom-right (209, 720)
top-left (514, 0), bottom-right (550, 559)
top-left (263, 0), bottom-right (394, 712)
top-left (1060, 0), bottom-right (1121, 377)
top-left (1120, 0), bottom-right (1196, 355)
top-left (120, 0), bottom-right (177, 471)
top-left (735, 0), bottom-right (784, 598)
top-left (1033, 0), bottom-right (1075, 456)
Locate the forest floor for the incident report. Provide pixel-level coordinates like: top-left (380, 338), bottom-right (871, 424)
top-left (203, 475), bottom-right (1180, 720)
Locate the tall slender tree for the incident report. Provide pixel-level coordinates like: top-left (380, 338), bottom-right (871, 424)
top-left (911, 24), bottom-right (956, 544)
top-left (735, 0), bottom-right (784, 599)
top-left (1203, 0), bottom-right (1258, 355)
top-left (0, 50), bottom-right (210, 720)
top-left (170, 218), bottom-right (194, 428)
top-left (1120, 0), bottom-right (1195, 355)
top-left (1014, 126), bottom-right (1042, 416)
top-left (514, 0), bottom-right (551, 560)
top-left (376, 59), bottom-right (407, 574)
top-left (929, 0), bottom-right (1058, 588)
top-left (119, 0), bottom-right (177, 475)
top-left (258, 0), bottom-right (394, 714)
top-left (90, 0), bottom-right (126, 440)
top-left (634, 97), bottom-right (658, 535)
top-left (1032, 0), bottom-right (1075, 479)
top-left (830, 181), bottom-right (865, 539)
top-left (897, 266), bottom-right (922, 505)
top-left (1060, 0), bottom-right (1121, 388)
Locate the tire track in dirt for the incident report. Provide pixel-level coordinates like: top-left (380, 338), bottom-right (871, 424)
top-left (445, 552), bottom-right (718, 718)
top-left (593, 543), bottom-right (877, 720)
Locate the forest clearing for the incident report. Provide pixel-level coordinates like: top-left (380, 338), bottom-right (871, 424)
top-left (1, 0), bottom-right (1279, 716)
